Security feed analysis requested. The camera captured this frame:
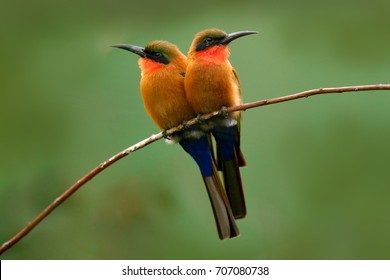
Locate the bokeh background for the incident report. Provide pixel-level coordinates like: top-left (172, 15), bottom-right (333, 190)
top-left (1, 0), bottom-right (390, 259)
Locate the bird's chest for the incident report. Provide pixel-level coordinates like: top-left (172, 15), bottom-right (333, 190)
top-left (186, 63), bottom-right (240, 113)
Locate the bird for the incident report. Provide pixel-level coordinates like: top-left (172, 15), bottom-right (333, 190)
top-left (112, 40), bottom-right (239, 239)
top-left (185, 28), bottom-right (257, 219)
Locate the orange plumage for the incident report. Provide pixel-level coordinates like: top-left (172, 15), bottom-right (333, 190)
top-left (185, 28), bottom-right (257, 219)
top-left (185, 29), bottom-right (242, 118)
top-left (112, 39), bottom-right (240, 240)
top-left (136, 41), bottom-right (195, 129)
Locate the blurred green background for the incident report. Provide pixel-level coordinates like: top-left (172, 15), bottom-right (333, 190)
top-left (1, 0), bottom-right (390, 259)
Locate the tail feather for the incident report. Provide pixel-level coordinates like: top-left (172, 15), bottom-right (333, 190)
top-left (216, 131), bottom-right (246, 169)
top-left (236, 146), bottom-right (247, 167)
top-left (212, 125), bottom-right (246, 219)
top-left (179, 135), bottom-right (239, 239)
top-left (203, 174), bottom-right (240, 239)
top-left (220, 157), bottom-right (246, 219)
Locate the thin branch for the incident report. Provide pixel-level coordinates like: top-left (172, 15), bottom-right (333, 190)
top-left (1, 83), bottom-right (389, 255)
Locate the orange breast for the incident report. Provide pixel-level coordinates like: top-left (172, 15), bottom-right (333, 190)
top-left (140, 65), bottom-right (195, 130)
top-left (185, 59), bottom-right (241, 115)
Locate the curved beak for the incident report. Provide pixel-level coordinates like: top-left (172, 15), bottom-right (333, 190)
top-left (111, 44), bottom-right (146, 58)
top-left (220, 30), bottom-right (258, 45)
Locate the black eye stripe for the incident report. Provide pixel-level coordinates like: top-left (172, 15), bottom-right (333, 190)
top-left (145, 50), bottom-right (170, 65)
top-left (195, 36), bottom-right (224, 51)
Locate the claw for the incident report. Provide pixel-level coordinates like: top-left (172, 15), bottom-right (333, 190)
top-left (196, 114), bottom-right (205, 124)
top-left (220, 106), bottom-right (229, 118)
top-left (162, 129), bottom-right (171, 139)
top-left (182, 120), bottom-right (190, 129)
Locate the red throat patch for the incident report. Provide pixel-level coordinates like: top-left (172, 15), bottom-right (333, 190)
top-left (138, 58), bottom-right (164, 74)
top-left (196, 45), bottom-right (230, 64)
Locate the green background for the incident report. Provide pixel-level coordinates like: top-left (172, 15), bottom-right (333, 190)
top-left (1, 0), bottom-right (389, 259)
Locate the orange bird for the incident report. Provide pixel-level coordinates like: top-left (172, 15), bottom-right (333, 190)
top-left (185, 29), bottom-right (257, 219)
top-left (112, 40), bottom-right (239, 239)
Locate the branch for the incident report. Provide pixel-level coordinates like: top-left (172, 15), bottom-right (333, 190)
top-left (1, 84), bottom-right (389, 255)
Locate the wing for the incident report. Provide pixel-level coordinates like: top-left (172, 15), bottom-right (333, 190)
top-left (232, 68), bottom-right (246, 167)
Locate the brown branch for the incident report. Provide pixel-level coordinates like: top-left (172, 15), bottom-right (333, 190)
top-left (1, 83), bottom-right (389, 255)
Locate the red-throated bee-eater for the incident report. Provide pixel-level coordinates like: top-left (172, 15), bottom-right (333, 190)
top-left (185, 29), bottom-right (257, 219)
top-left (112, 40), bottom-right (239, 239)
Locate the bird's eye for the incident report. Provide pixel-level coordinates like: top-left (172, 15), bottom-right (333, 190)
top-left (204, 37), bottom-right (214, 46)
top-left (147, 51), bottom-right (169, 64)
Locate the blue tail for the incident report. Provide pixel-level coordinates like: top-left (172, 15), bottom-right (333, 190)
top-left (179, 136), bottom-right (214, 177)
top-left (212, 125), bottom-right (246, 219)
top-left (179, 135), bottom-right (239, 239)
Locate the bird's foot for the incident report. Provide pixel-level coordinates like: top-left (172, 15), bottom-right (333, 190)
top-left (196, 114), bottom-right (205, 124)
top-left (181, 120), bottom-right (191, 129)
top-left (162, 129), bottom-right (171, 139)
top-left (220, 106), bottom-right (229, 118)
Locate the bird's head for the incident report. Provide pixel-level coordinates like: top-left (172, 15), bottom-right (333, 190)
top-left (188, 28), bottom-right (257, 61)
top-left (112, 40), bottom-right (186, 75)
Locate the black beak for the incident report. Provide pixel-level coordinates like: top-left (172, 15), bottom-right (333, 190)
top-left (111, 44), bottom-right (146, 58)
top-left (220, 31), bottom-right (258, 45)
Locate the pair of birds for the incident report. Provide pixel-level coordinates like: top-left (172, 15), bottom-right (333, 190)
top-left (113, 28), bottom-right (257, 240)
